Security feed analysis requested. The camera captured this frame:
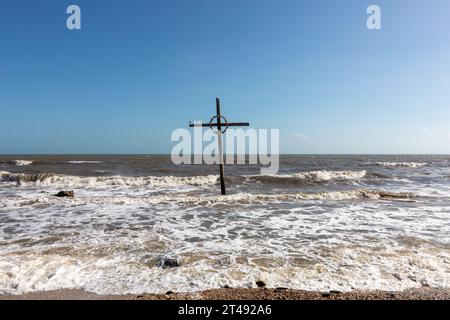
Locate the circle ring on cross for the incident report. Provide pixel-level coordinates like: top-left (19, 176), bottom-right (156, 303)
top-left (209, 115), bottom-right (229, 134)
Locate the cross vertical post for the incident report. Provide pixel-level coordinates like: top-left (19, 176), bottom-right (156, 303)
top-left (216, 98), bottom-right (226, 195)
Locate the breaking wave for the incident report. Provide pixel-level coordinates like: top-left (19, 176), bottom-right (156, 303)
top-left (227, 170), bottom-right (367, 186)
top-left (106, 189), bottom-right (416, 204)
top-left (0, 170), bottom-right (367, 188)
top-left (2, 160), bottom-right (34, 166)
top-left (104, 189), bottom-right (416, 205)
top-left (288, 170), bottom-right (366, 181)
top-left (1, 189), bottom-right (418, 208)
top-left (0, 171), bottom-right (55, 183)
top-left (0, 171), bottom-right (219, 188)
top-left (370, 162), bottom-right (428, 168)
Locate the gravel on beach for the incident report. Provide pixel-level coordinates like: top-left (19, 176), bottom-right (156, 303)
top-left (1, 287), bottom-right (449, 300)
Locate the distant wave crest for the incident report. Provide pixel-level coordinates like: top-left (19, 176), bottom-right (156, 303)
top-left (371, 162), bottom-right (428, 168)
top-left (67, 161), bottom-right (103, 164)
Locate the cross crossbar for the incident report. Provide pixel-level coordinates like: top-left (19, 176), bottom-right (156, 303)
top-left (189, 122), bottom-right (250, 128)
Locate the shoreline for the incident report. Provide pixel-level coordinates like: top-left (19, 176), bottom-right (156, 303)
top-left (1, 287), bottom-right (450, 300)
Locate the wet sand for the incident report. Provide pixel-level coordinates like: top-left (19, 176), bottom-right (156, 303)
top-left (1, 287), bottom-right (449, 300)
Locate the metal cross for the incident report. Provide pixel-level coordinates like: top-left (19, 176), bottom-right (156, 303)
top-left (189, 98), bottom-right (249, 195)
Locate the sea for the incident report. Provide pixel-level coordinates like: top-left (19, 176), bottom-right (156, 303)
top-left (0, 155), bottom-right (449, 294)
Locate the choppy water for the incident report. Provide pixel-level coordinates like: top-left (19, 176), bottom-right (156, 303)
top-left (0, 155), bottom-right (449, 294)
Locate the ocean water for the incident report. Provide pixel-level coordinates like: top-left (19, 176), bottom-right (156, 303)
top-left (0, 155), bottom-right (449, 294)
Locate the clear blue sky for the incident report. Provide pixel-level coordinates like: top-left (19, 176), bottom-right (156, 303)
top-left (1, 0), bottom-right (449, 154)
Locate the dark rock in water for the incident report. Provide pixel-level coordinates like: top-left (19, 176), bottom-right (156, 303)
top-left (321, 293), bottom-right (331, 298)
top-left (256, 280), bottom-right (266, 288)
top-left (54, 191), bottom-right (74, 198)
top-left (223, 285), bottom-right (231, 289)
top-left (166, 291), bottom-right (174, 295)
top-left (159, 258), bottom-right (179, 268)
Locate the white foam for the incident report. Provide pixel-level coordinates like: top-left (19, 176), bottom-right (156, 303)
top-left (0, 232), bottom-right (449, 295)
top-left (0, 189), bottom-right (418, 209)
top-left (0, 186), bottom-right (449, 295)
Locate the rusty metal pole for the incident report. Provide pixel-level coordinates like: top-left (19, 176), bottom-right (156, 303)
top-left (216, 98), bottom-right (226, 195)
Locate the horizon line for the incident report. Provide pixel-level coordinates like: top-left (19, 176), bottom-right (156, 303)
top-left (1, 153), bottom-right (449, 156)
